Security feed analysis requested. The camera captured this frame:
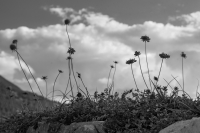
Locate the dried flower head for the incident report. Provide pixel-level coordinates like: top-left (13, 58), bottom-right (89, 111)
top-left (114, 61), bottom-right (118, 64)
top-left (159, 52), bottom-right (170, 59)
top-left (76, 72), bottom-right (81, 78)
top-left (10, 44), bottom-right (17, 51)
top-left (140, 35), bottom-right (150, 42)
top-left (77, 92), bottom-right (82, 98)
top-left (12, 39), bottom-right (18, 44)
top-left (134, 51), bottom-right (141, 56)
top-left (58, 70), bottom-right (63, 73)
top-left (41, 76), bottom-right (48, 80)
top-left (174, 86), bottom-right (179, 91)
top-left (64, 19), bottom-right (70, 25)
top-left (154, 76), bottom-right (158, 81)
top-left (110, 65), bottom-right (114, 68)
top-left (181, 52), bottom-right (186, 58)
top-left (126, 58), bottom-right (137, 65)
top-left (66, 56), bottom-right (72, 60)
top-left (67, 47), bottom-right (76, 54)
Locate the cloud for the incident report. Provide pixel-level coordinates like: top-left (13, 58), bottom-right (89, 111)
top-left (0, 7), bottom-right (200, 100)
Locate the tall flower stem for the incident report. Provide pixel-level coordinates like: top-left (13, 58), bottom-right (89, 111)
top-left (52, 72), bottom-right (61, 101)
top-left (137, 55), bottom-right (149, 90)
top-left (15, 50), bottom-right (44, 97)
top-left (131, 64), bottom-right (139, 91)
top-left (182, 57), bottom-right (185, 92)
top-left (156, 59), bottom-right (163, 87)
top-left (107, 66), bottom-right (113, 89)
top-left (111, 61), bottom-right (117, 95)
top-left (145, 41), bottom-right (152, 91)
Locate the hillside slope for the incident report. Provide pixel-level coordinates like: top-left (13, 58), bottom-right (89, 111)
top-left (0, 75), bottom-right (56, 120)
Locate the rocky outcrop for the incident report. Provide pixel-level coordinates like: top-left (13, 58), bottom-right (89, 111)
top-left (26, 121), bottom-right (106, 133)
top-left (159, 117), bottom-right (200, 133)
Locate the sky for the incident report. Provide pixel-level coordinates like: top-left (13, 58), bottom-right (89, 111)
top-left (0, 0), bottom-right (200, 101)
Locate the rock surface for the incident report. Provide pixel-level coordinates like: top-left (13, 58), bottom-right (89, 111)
top-left (159, 117), bottom-right (200, 133)
top-left (26, 121), bottom-right (106, 133)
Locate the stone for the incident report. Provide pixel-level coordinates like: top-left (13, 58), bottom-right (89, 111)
top-left (26, 121), bottom-right (106, 133)
top-left (159, 117), bottom-right (200, 133)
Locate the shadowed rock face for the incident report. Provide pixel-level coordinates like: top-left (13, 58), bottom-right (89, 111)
top-left (159, 117), bottom-right (200, 133)
top-left (27, 121), bottom-right (106, 133)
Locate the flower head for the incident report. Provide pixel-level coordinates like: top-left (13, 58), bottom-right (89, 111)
top-left (77, 92), bottom-right (82, 98)
top-left (58, 70), bottom-right (63, 73)
top-left (140, 35), bottom-right (150, 42)
top-left (76, 72), bottom-right (81, 78)
top-left (114, 61), bottom-right (118, 64)
top-left (12, 39), bottom-right (18, 44)
top-left (110, 65), bottom-right (114, 68)
top-left (134, 51), bottom-right (141, 56)
top-left (126, 58), bottom-right (137, 65)
top-left (181, 52), bottom-right (186, 58)
top-left (67, 47), bottom-right (76, 55)
top-left (41, 76), bottom-right (48, 80)
top-left (66, 56), bottom-right (72, 60)
top-left (10, 44), bottom-right (17, 51)
top-left (154, 76), bottom-right (158, 81)
top-left (159, 52), bottom-right (170, 59)
top-left (64, 19), bottom-right (70, 25)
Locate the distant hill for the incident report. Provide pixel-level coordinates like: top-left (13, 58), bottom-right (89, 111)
top-left (0, 75), bottom-right (57, 121)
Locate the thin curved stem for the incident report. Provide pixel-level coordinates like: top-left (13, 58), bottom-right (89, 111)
top-left (52, 72), bottom-right (60, 101)
top-left (138, 56), bottom-right (149, 90)
top-left (131, 64), bottom-right (139, 90)
top-left (111, 64), bottom-right (117, 95)
top-left (144, 42), bottom-right (152, 91)
top-left (15, 50), bottom-right (44, 97)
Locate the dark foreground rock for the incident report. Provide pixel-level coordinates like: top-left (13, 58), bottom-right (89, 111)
top-left (26, 121), bottom-right (105, 133)
top-left (159, 117), bottom-right (200, 133)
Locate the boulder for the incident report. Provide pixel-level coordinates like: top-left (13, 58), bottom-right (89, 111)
top-left (26, 121), bottom-right (106, 133)
top-left (159, 117), bottom-right (200, 133)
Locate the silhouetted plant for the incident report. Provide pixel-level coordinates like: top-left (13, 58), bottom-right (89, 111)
top-left (126, 58), bottom-right (139, 91)
top-left (140, 35), bottom-right (152, 91)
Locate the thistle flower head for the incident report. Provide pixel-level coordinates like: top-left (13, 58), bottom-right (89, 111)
top-left (10, 44), bottom-right (17, 51)
top-left (154, 76), bottom-right (158, 81)
top-left (126, 58), bottom-right (137, 65)
top-left (66, 56), bottom-right (72, 60)
top-left (134, 51), bottom-right (141, 56)
top-left (140, 35), bottom-right (150, 42)
top-left (181, 52), bottom-right (186, 58)
top-left (77, 92), bottom-right (82, 98)
top-left (12, 39), bottom-right (18, 44)
top-left (159, 52), bottom-right (170, 59)
top-left (41, 76), bottom-right (48, 80)
top-left (76, 72), bottom-right (81, 78)
top-left (58, 70), bottom-right (63, 73)
top-left (67, 47), bottom-right (76, 54)
top-left (64, 19), bottom-right (70, 25)
top-left (114, 61), bottom-right (118, 64)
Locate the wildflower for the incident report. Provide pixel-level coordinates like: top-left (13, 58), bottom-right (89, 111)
top-left (126, 58), bottom-right (137, 65)
top-left (181, 52), bottom-right (186, 58)
top-left (58, 70), bottom-right (63, 73)
top-left (10, 44), bottom-right (17, 51)
top-left (111, 65), bottom-right (114, 68)
top-left (66, 56), bottom-right (72, 60)
top-left (76, 72), bottom-right (81, 78)
top-left (159, 52), bottom-right (170, 59)
top-left (41, 76), bottom-right (48, 80)
top-left (64, 19), bottom-right (70, 25)
top-left (174, 86), bottom-right (179, 91)
top-left (134, 51), bottom-right (141, 56)
top-left (12, 39), bottom-right (18, 44)
top-left (67, 47), bottom-right (76, 54)
top-left (77, 92), bottom-right (82, 98)
top-left (154, 76), bottom-right (158, 81)
top-left (140, 35), bottom-right (150, 42)
top-left (114, 61), bottom-right (118, 64)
